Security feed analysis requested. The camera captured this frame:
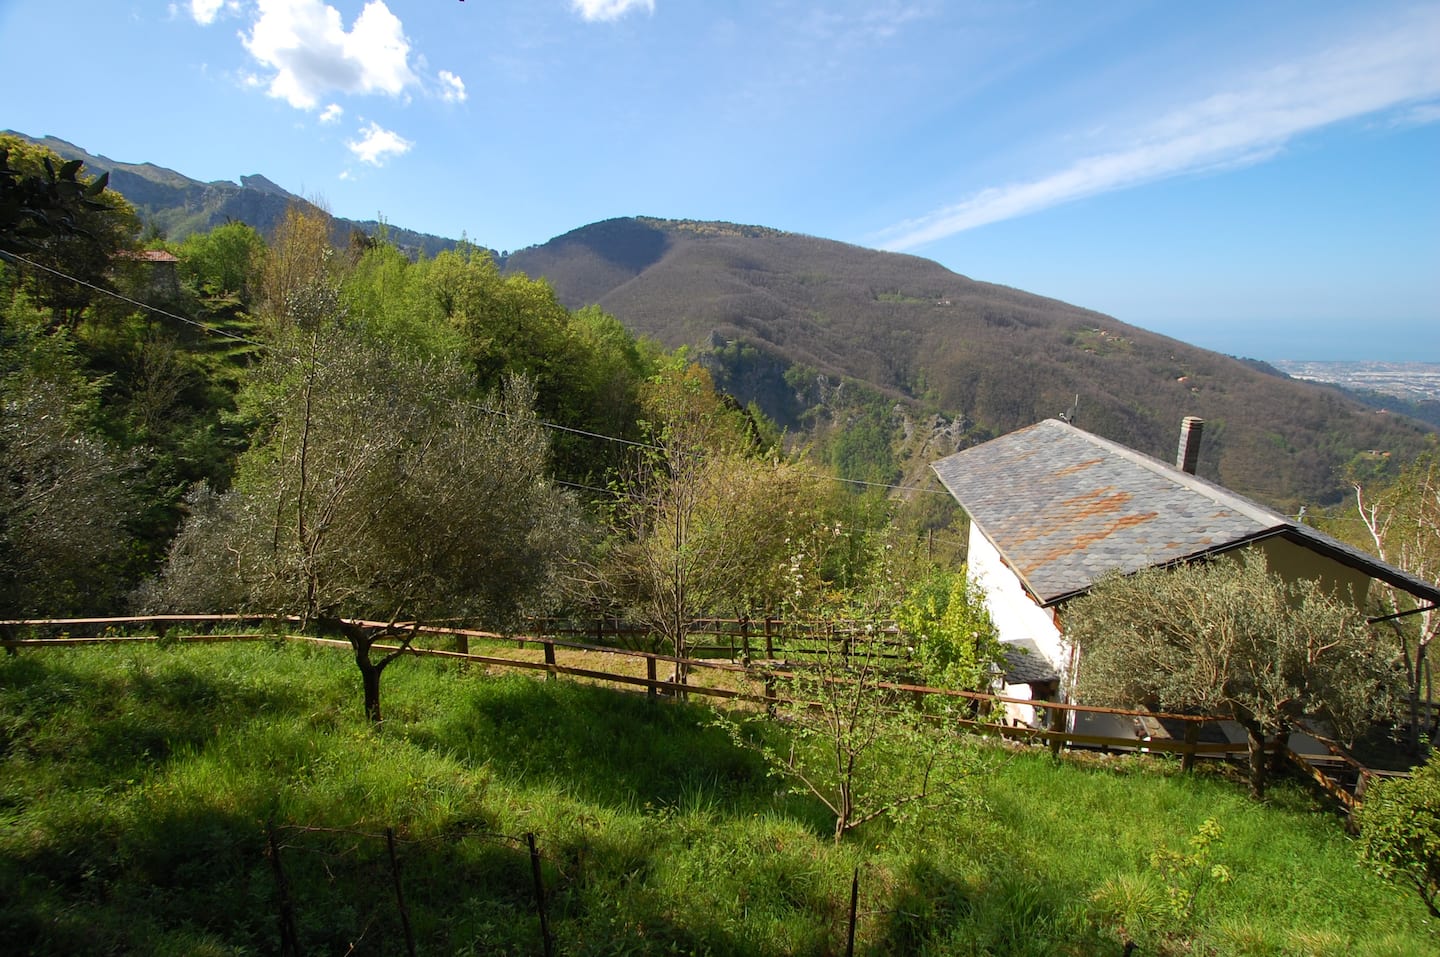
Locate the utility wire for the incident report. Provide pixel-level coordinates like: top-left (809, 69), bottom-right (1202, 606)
top-left (4, 249), bottom-right (958, 499)
top-left (1, 249), bottom-right (268, 349)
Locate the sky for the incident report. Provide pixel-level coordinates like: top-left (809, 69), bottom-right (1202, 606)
top-left (2, 0), bottom-right (1438, 361)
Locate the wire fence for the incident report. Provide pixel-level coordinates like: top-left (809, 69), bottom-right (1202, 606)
top-left (1, 613), bottom-right (1400, 808)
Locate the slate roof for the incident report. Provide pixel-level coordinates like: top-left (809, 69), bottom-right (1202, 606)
top-left (999, 639), bottom-right (1061, 685)
top-left (932, 418), bottom-right (1440, 609)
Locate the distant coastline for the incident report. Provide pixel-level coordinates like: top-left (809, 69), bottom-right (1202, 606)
top-left (1270, 360), bottom-right (1440, 403)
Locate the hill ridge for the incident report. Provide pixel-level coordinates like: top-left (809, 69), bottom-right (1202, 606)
top-left (7, 134), bottom-right (1428, 507)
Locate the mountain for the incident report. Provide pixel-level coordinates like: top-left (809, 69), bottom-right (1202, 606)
top-left (12, 132), bottom-right (1428, 509)
top-left (505, 218), bottom-right (1434, 508)
top-left (6, 133), bottom-right (467, 260)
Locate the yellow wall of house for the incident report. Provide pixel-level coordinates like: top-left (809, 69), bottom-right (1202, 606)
top-left (1252, 537), bottom-right (1370, 609)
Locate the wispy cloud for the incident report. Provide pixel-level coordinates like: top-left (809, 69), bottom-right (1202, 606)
top-left (572, 0), bottom-right (654, 24)
top-left (236, 0), bottom-right (418, 110)
top-left (186, 0), bottom-right (238, 26)
top-left (875, 10), bottom-right (1440, 250)
top-left (801, 2), bottom-right (935, 50)
top-left (347, 121), bottom-right (412, 166)
top-left (318, 103), bottom-right (344, 124)
top-left (438, 70), bottom-right (467, 104)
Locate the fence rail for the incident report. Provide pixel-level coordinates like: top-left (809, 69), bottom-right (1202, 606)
top-left (1, 614), bottom-right (1401, 810)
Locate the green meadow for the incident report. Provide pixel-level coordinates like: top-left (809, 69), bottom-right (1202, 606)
top-left (1, 642), bottom-right (1433, 955)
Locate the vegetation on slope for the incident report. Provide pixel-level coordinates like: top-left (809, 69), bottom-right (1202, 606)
top-left (1, 643), bottom-right (1434, 956)
top-left (507, 217), bottom-right (1435, 509)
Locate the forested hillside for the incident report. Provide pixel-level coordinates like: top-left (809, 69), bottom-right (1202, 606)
top-left (1, 135), bottom-right (926, 631)
top-left (507, 217), bottom-right (1436, 509)
top-left (8, 132), bottom-right (1434, 510)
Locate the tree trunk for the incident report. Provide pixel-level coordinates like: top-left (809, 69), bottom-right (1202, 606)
top-left (1268, 723), bottom-right (1290, 776)
top-left (359, 652), bottom-right (384, 724)
top-left (324, 617), bottom-right (386, 724)
top-left (1240, 719), bottom-right (1269, 799)
top-left (1411, 643), bottom-right (1432, 754)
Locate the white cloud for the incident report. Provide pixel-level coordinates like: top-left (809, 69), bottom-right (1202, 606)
top-left (188, 0), bottom-right (238, 26)
top-left (875, 9), bottom-right (1440, 250)
top-left (319, 103), bottom-right (344, 124)
top-left (572, 0), bottom-right (654, 23)
top-left (347, 121), bottom-right (412, 166)
top-left (438, 70), bottom-right (467, 104)
top-left (241, 0), bottom-right (418, 110)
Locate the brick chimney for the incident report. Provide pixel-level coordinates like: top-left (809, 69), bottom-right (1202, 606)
top-left (1176, 416), bottom-right (1204, 474)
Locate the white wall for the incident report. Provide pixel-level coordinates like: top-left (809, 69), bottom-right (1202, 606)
top-left (968, 525), bottom-right (1072, 689)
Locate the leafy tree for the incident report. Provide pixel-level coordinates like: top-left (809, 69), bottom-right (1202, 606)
top-left (1358, 752), bottom-right (1440, 917)
top-left (257, 204), bottom-right (338, 329)
top-left (178, 221), bottom-right (267, 302)
top-left (421, 246), bottom-right (570, 387)
top-left (147, 321), bottom-right (578, 721)
top-left (364, 247), bottom-right (650, 483)
top-left (895, 568), bottom-right (1003, 694)
top-left (601, 357), bottom-right (828, 675)
top-left (718, 525), bottom-right (984, 842)
top-left (1066, 552), bottom-right (1398, 797)
top-left (0, 135), bottom-right (139, 327)
top-left (1354, 451), bottom-right (1440, 753)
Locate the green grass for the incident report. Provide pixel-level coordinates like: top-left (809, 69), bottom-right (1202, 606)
top-left (1, 643), bottom-right (1434, 955)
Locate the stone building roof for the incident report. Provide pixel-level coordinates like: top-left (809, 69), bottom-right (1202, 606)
top-left (932, 418), bottom-right (1440, 609)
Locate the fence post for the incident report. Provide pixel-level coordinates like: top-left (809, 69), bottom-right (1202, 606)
top-left (1181, 722), bottom-right (1200, 773)
top-left (527, 832), bottom-right (554, 957)
top-left (647, 656), bottom-right (657, 700)
top-left (764, 617), bottom-right (775, 660)
top-left (544, 641), bottom-right (556, 681)
top-left (266, 823), bottom-right (303, 957)
top-left (1047, 702), bottom-right (1066, 758)
top-left (846, 866), bottom-right (859, 957)
top-left (385, 827), bottom-right (417, 957)
top-left (740, 617), bottom-right (751, 665)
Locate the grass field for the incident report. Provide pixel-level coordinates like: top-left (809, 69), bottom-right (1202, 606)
top-left (0, 641), bottom-right (1433, 955)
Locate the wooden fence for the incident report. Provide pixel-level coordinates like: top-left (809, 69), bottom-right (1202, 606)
top-left (0, 614), bottom-right (1400, 812)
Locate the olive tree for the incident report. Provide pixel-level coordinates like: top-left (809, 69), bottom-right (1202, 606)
top-left (1, 378), bottom-right (136, 616)
top-left (1067, 552), bottom-right (1398, 798)
top-left (148, 320), bottom-right (578, 721)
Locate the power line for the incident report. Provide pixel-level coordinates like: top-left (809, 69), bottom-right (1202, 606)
top-left (3, 249), bottom-right (957, 500)
top-left (1, 249), bottom-right (267, 349)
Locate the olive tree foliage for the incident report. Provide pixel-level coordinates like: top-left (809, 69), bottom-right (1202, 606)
top-left (717, 526), bottom-right (987, 843)
top-left (1355, 451), bottom-right (1440, 754)
top-left (1358, 752), bottom-right (1440, 917)
top-left (145, 318), bottom-right (579, 721)
top-left (1067, 552), bottom-right (1398, 798)
top-left (1, 339), bottom-right (137, 616)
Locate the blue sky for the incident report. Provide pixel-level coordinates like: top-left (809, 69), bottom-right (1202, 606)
top-left (2, 0), bottom-right (1437, 360)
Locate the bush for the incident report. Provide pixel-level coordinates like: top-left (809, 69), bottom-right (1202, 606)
top-left (1358, 754), bottom-right (1440, 917)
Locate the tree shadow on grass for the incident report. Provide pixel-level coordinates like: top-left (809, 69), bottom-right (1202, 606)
top-left (410, 674), bottom-right (781, 812)
top-left (0, 645), bottom-right (321, 788)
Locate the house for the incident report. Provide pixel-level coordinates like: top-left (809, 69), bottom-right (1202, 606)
top-left (931, 416), bottom-right (1440, 725)
top-left (115, 249), bottom-right (180, 301)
